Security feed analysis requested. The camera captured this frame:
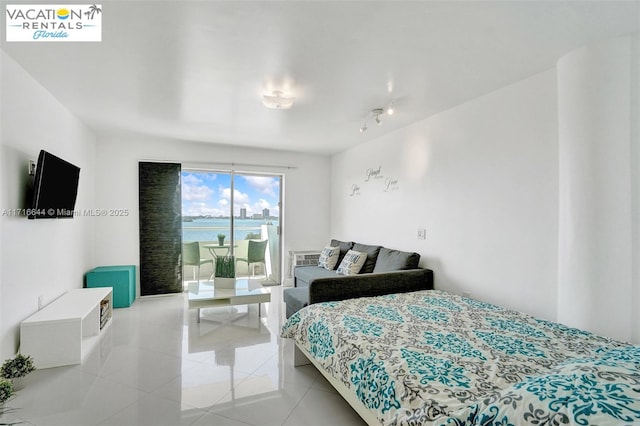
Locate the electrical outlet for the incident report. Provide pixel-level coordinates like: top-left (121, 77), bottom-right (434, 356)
top-left (28, 160), bottom-right (36, 176)
top-left (417, 228), bottom-right (426, 240)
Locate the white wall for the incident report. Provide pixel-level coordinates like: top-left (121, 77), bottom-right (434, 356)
top-left (557, 33), bottom-right (639, 342)
top-left (332, 69), bottom-right (559, 321)
top-left (93, 134), bottom-right (331, 289)
top-left (331, 33), bottom-right (640, 341)
top-left (1, 51), bottom-right (97, 359)
top-left (0, 57), bottom-right (3, 359)
top-left (0, 50), bottom-right (331, 357)
top-left (632, 34), bottom-right (640, 344)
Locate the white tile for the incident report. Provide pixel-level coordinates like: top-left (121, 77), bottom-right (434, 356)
top-left (0, 402), bottom-right (36, 426)
top-left (309, 369), bottom-right (342, 393)
top-left (12, 371), bottom-right (145, 426)
top-left (151, 361), bottom-right (250, 410)
top-left (230, 340), bottom-right (278, 374)
top-left (6, 285), bottom-right (364, 426)
top-left (98, 393), bottom-right (205, 425)
top-left (99, 348), bottom-right (183, 392)
top-left (81, 344), bottom-right (142, 377)
top-left (283, 388), bottom-right (367, 426)
top-left (207, 384), bottom-right (309, 426)
top-left (191, 411), bottom-right (253, 425)
top-left (253, 351), bottom-right (322, 389)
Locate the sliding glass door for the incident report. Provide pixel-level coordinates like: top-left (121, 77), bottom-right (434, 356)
top-left (181, 169), bottom-right (282, 285)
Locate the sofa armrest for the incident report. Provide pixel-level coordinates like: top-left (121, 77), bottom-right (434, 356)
top-left (308, 269), bottom-right (434, 305)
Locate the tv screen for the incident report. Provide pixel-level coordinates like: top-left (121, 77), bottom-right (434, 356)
top-left (29, 150), bottom-right (80, 219)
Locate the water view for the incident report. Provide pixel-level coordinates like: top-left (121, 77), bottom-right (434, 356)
top-left (181, 171), bottom-right (280, 243)
top-left (182, 217), bottom-right (278, 242)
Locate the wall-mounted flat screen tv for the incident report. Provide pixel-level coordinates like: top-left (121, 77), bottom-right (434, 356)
top-left (28, 150), bottom-right (80, 219)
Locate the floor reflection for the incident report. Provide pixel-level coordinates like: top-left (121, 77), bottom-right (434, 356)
top-left (1, 286), bottom-right (366, 426)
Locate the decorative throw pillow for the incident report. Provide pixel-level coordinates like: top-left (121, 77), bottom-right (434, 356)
top-left (330, 239), bottom-right (354, 270)
top-left (318, 246), bottom-right (340, 270)
top-left (336, 250), bottom-right (366, 275)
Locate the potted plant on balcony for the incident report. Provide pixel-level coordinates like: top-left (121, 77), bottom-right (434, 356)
top-left (1, 354), bottom-right (35, 391)
top-left (217, 233), bottom-right (226, 246)
top-left (214, 255), bottom-right (236, 289)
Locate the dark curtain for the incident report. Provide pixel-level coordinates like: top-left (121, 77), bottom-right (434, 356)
top-left (138, 162), bottom-right (182, 295)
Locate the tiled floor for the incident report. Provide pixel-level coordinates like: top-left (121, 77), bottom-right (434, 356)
top-left (1, 285), bottom-right (366, 426)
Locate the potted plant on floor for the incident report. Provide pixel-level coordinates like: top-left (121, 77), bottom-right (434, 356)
top-left (0, 378), bottom-right (13, 404)
top-left (0, 354), bottom-right (35, 391)
top-left (217, 233), bottom-right (226, 246)
top-left (215, 255), bottom-right (236, 289)
top-left (0, 378), bottom-right (20, 426)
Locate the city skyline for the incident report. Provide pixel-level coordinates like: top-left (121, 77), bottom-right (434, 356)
top-left (181, 171), bottom-right (280, 218)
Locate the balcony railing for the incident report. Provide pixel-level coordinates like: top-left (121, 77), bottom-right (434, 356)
top-left (182, 223), bottom-right (280, 283)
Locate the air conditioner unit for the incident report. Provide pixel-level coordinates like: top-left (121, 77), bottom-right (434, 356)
top-left (288, 250), bottom-right (322, 278)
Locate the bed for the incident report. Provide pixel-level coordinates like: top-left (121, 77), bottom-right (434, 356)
top-left (280, 290), bottom-right (640, 425)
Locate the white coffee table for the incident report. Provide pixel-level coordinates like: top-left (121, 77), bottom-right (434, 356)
top-left (187, 279), bottom-right (271, 323)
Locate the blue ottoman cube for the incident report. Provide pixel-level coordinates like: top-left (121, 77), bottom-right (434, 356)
top-left (86, 265), bottom-right (136, 308)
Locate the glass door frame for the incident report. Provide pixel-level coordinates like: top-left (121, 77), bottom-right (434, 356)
top-left (181, 166), bottom-right (284, 284)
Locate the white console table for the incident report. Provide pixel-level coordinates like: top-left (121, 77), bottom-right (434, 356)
top-left (20, 288), bottom-right (113, 369)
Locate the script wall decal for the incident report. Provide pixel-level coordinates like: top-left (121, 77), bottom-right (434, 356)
top-left (364, 165), bottom-right (384, 182)
top-left (383, 177), bottom-right (399, 192)
top-left (349, 164), bottom-right (400, 196)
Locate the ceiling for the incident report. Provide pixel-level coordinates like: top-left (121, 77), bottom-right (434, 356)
top-left (2, 1), bottom-right (639, 155)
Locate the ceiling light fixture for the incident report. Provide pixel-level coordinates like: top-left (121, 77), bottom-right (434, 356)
top-left (359, 106), bottom-right (393, 133)
top-left (262, 91), bottom-right (295, 110)
top-left (374, 109), bottom-right (384, 125)
top-left (386, 102), bottom-right (395, 115)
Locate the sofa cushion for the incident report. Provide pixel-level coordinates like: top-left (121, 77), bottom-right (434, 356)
top-left (336, 250), bottom-right (367, 275)
top-left (352, 243), bottom-right (382, 273)
top-left (295, 265), bottom-right (338, 287)
top-left (318, 246), bottom-right (340, 270)
top-left (373, 247), bottom-right (420, 272)
top-left (330, 239), bottom-right (354, 270)
top-left (283, 287), bottom-right (309, 318)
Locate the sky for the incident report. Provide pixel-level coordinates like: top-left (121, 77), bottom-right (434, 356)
top-left (181, 171), bottom-right (280, 218)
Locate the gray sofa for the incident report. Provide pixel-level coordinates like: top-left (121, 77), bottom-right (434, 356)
top-left (283, 240), bottom-right (434, 317)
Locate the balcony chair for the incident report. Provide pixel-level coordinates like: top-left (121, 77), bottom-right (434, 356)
top-left (182, 241), bottom-right (214, 282)
top-left (236, 239), bottom-right (268, 278)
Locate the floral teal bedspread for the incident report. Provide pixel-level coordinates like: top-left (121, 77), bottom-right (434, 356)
top-left (280, 290), bottom-right (640, 425)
